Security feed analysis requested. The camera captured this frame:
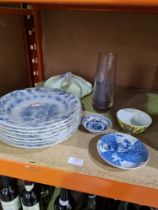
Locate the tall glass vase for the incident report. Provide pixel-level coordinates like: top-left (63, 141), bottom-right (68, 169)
top-left (92, 52), bottom-right (117, 112)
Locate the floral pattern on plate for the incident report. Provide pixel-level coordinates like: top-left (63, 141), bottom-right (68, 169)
top-left (0, 87), bottom-right (81, 128)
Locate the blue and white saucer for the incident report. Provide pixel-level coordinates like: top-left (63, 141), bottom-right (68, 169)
top-left (82, 114), bottom-right (112, 133)
top-left (97, 132), bottom-right (149, 169)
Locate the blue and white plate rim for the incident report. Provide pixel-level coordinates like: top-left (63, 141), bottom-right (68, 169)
top-left (0, 127), bottom-right (78, 149)
top-left (0, 118), bottom-right (80, 141)
top-left (0, 113), bottom-right (82, 133)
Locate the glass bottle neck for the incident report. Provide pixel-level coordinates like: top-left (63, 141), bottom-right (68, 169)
top-left (24, 182), bottom-right (34, 191)
top-left (59, 189), bottom-right (69, 206)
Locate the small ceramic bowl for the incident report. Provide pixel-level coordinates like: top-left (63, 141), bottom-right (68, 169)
top-left (117, 108), bottom-right (152, 134)
top-left (81, 114), bottom-right (112, 134)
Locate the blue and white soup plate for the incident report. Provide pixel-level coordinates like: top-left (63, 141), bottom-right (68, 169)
top-left (0, 87), bottom-right (81, 128)
top-left (97, 132), bottom-right (149, 169)
top-left (82, 114), bottom-right (112, 133)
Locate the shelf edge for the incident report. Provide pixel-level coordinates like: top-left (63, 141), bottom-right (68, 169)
top-left (0, 157), bottom-right (157, 208)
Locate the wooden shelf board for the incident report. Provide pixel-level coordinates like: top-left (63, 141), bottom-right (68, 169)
top-left (0, 88), bottom-right (158, 207)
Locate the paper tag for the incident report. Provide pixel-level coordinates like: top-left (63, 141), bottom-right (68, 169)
top-left (68, 157), bottom-right (84, 166)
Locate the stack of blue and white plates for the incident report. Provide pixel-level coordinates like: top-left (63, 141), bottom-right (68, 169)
top-left (0, 87), bottom-right (81, 148)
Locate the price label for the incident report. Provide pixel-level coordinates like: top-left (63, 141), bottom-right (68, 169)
top-left (68, 157), bottom-right (84, 166)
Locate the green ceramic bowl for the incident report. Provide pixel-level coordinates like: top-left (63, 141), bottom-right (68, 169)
top-left (116, 108), bottom-right (152, 134)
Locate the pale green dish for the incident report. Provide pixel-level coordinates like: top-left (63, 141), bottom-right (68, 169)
top-left (44, 72), bottom-right (92, 99)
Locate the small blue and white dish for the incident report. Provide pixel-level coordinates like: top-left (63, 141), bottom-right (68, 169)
top-left (82, 114), bottom-right (112, 133)
top-left (97, 132), bottom-right (149, 169)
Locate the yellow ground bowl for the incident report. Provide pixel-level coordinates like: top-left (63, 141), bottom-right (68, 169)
top-left (117, 108), bottom-right (152, 134)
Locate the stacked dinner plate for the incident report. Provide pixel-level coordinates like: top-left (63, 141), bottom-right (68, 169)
top-left (0, 87), bottom-right (81, 148)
